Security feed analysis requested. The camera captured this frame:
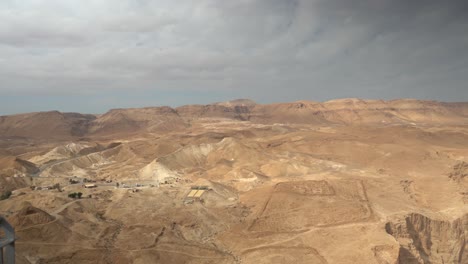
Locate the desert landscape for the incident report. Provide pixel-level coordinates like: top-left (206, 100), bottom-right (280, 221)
top-left (0, 98), bottom-right (467, 264)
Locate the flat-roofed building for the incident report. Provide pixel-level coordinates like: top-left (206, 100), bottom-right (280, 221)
top-left (187, 189), bottom-right (198, 198)
top-left (185, 187), bottom-right (208, 203)
top-left (193, 190), bottom-right (205, 198)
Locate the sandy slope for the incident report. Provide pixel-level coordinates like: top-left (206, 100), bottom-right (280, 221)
top-left (0, 99), bottom-right (467, 264)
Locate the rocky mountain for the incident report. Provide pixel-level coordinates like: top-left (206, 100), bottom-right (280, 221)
top-left (0, 111), bottom-right (96, 139)
top-left (1, 99), bottom-right (468, 139)
top-left (88, 107), bottom-right (187, 136)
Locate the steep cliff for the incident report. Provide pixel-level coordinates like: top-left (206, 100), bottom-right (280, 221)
top-left (385, 213), bottom-right (467, 264)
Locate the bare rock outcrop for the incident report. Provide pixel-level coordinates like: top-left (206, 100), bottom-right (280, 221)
top-left (89, 107), bottom-right (188, 135)
top-left (0, 157), bottom-right (38, 193)
top-left (8, 204), bottom-right (56, 229)
top-left (385, 213), bottom-right (467, 264)
top-left (448, 162), bottom-right (468, 182)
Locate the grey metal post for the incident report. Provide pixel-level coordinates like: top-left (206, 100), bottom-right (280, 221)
top-left (0, 216), bottom-right (15, 264)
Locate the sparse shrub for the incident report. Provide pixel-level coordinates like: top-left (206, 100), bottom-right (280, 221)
top-left (68, 192), bottom-right (83, 199)
top-left (96, 212), bottom-right (105, 220)
top-left (0, 191), bottom-right (12, 200)
top-left (53, 183), bottom-right (62, 192)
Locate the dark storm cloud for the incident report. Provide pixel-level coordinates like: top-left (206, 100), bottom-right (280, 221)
top-left (0, 0), bottom-right (467, 114)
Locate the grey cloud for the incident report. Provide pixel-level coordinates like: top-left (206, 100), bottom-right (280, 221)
top-left (0, 0), bottom-right (467, 114)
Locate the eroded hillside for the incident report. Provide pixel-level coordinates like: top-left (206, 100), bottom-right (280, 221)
top-left (0, 99), bottom-right (467, 264)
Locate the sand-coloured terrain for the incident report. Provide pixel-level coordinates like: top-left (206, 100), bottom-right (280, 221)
top-left (0, 99), bottom-right (467, 263)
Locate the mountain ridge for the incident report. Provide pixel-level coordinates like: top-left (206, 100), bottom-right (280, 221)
top-left (1, 98), bottom-right (468, 139)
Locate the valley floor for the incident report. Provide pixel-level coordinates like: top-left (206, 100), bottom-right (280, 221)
top-left (1, 120), bottom-right (467, 263)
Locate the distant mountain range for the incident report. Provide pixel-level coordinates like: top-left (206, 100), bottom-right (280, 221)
top-left (1, 98), bottom-right (468, 138)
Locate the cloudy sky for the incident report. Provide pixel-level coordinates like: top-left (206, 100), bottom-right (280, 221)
top-left (1, 0), bottom-right (467, 114)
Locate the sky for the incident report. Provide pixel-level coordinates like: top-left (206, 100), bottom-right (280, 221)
top-left (0, 0), bottom-right (468, 115)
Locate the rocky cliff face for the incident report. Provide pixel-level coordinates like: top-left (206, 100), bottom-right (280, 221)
top-left (385, 213), bottom-right (467, 264)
